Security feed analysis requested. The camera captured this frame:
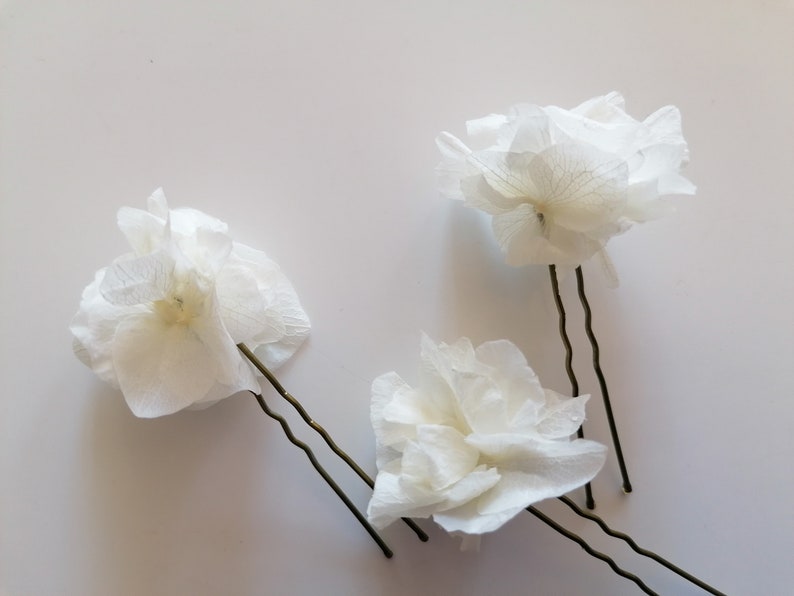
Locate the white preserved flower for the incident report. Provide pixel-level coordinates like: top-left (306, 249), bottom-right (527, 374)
top-left (70, 189), bottom-right (310, 417)
top-left (437, 92), bottom-right (695, 268)
top-left (367, 334), bottom-right (606, 535)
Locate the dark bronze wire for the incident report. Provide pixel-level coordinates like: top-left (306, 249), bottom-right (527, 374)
top-left (548, 265), bottom-right (595, 510)
top-left (250, 390), bottom-right (393, 558)
top-left (574, 266), bottom-right (632, 493)
top-left (558, 496), bottom-right (726, 596)
top-left (238, 343), bottom-right (429, 543)
top-left (527, 505), bottom-right (658, 595)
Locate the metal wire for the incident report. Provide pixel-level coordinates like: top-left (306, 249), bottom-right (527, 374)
top-left (548, 265), bottom-right (595, 509)
top-left (575, 266), bottom-right (632, 493)
top-left (250, 391), bottom-right (392, 558)
top-left (558, 496), bottom-right (726, 596)
top-left (238, 343), bottom-right (428, 542)
top-left (527, 505), bottom-right (657, 595)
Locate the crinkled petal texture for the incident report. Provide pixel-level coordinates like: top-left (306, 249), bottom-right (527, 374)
top-left (70, 189), bottom-right (310, 417)
top-left (436, 92), bottom-right (695, 268)
top-left (367, 334), bottom-right (606, 535)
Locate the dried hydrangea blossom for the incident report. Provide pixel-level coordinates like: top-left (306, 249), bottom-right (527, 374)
top-left (368, 334), bottom-right (606, 535)
top-left (437, 92), bottom-right (695, 268)
top-left (70, 189), bottom-right (310, 417)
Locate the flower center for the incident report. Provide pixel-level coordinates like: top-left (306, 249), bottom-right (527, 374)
top-left (152, 279), bottom-right (206, 325)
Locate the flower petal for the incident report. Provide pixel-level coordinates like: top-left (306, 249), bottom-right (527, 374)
top-left (534, 390), bottom-right (590, 439)
top-left (367, 470), bottom-right (445, 529)
top-left (100, 251), bottom-right (173, 306)
top-left (410, 424), bottom-right (479, 491)
top-left (112, 313), bottom-right (218, 417)
top-left (117, 206), bottom-right (167, 255)
top-left (530, 143), bottom-right (628, 232)
top-left (433, 498), bottom-right (517, 535)
top-left (492, 204), bottom-right (604, 266)
top-left (435, 132), bottom-right (473, 201)
top-left (231, 243), bottom-right (311, 369)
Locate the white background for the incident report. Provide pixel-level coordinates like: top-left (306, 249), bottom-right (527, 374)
top-left (1, 1), bottom-right (792, 594)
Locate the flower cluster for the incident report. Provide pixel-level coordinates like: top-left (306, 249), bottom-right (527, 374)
top-left (436, 92), bottom-right (695, 268)
top-left (367, 334), bottom-right (606, 535)
top-left (70, 189), bottom-right (310, 417)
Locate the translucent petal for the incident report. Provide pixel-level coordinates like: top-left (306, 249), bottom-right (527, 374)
top-left (438, 465), bottom-right (501, 511)
top-left (214, 262), bottom-right (272, 343)
top-left (460, 174), bottom-right (523, 214)
top-left (530, 143), bottom-right (628, 232)
top-left (509, 115), bottom-right (553, 154)
top-left (100, 251), bottom-right (173, 306)
top-left (548, 95), bottom-right (642, 156)
top-left (491, 205), bottom-right (597, 266)
top-left (146, 187), bottom-right (170, 219)
top-left (230, 245), bottom-right (311, 369)
top-left (69, 268), bottom-right (127, 386)
top-left (534, 391), bottom-right (590, 439)
top-left (117, 206), bottom-right (167, 255)
top-left (474, 340), bottom-right (546, 418)
top-left (113, 313), bottom-right (218, 417)
top-left (456, 375), bottom-right (507, 435)
top-left (413, 424), bottom-right (479, 491)
top-left (470, 434), bottom-right (607, 486)
top-left (642, 105), bottom-right (687, 146)
top-left (170, 207), bottom-right (228, 238)
top-left (372, 372), bottom-right (419, 465)
top-left (367, 471), bottom-right (444, 529)
top-left (475, 470), bottom-right (552, 515)
top-left (572, 92), bottom-right (626, 119)
top-left (190, 291), bottom-right (247, 387)
top-left (435, 132), bottom-right (473, 201)
top-left (465, 113), bottom-right (508, 148)
top-left (433, 498), bottom-right (518, 535)
top-left (382, 384), bottom-right (444, 427)
top-left (468, 150), bottom-right (536, 200)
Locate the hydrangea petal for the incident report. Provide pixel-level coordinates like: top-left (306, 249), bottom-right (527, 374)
top-left (113, 313), bottom-right (218, 417)
top-left (492, 204), bottom-right (603, 267)
top-left (530, 143), bottom-right (628, 232)
top-left (465, 113), bottom-right (508, 147)
top-left (372, 372), bottom-right (417, 467)
top-left (469, 150), bottom-right (535, 200)
top-left (100, 251), bottom-right (173, 306)
top-left (435, 132), bottom-right (473, 201)
top-left (368, 335), bottom-right (607, 536)
top-left (437, 465), bottom-right (501, 511)
top-left (534, 390), bottom-right (590, 439)
top-left (146, 187), bottom-right (170, 219)
top-left (456, 376), bottom-right (507, 435)
top-left (437, 94), bottom-right (694, 268)
top-left (367, 470), bottom-right (446, 529)
top-left (70, 189), bottom-right (311, 417)
top-left (412, 424), bottom-right (479, 491)
top-left (214, 262), bottom-right (274, 343)
top-left (433, 498), bottom-right (518, 535)
top-left (642, 105), bottom-right (687, 147)
top-left (117, 206), bottom-right (167, 255)
top-left (474, 340), bottom-right (546, 417)
top-left (230, 244), bottom-right (311, 369)
top-left (70, 268), bottom-right (129, 386)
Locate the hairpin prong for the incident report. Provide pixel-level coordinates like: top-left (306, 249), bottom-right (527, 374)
top-left (250, 390), bottom-right (393, 558)
top-left (239, 343), bottom-right (429, 543)
top-left (558, 496), bottom-right (725, 595)
top-left (527, 505), bottom-right (656, 594)
top-left (548, 265), bottom-right (595, 509)
top-left (575, 267), bottom-right (632, 493)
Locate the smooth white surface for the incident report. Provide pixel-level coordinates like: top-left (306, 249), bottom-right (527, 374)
top-left (1, 1), bottom-right (792, 594)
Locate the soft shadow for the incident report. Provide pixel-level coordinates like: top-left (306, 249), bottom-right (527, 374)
top-left (81, 385), bottom-right (270, 595)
